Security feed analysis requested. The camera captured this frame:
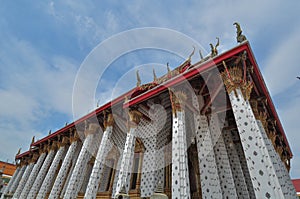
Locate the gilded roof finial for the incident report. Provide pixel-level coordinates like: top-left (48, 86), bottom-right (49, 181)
top-left (233, 22), bottom-right (247, 43)
top-left (188, 46), bottom-right (195, 61)
top-left (153, 68), bottom-right (157, 82)
top-left (136, 70), bottom-right (141, 87)
top-left (31, 136), bottom-right (35, 144)
top-left (167, 62), bottom-right (171, 73)
top-left (199, 49), bottom-right (204, 60)
top-left (16, 148), bottom-right (21, 156)
top-left (210, 37), bottom-right (219, 57)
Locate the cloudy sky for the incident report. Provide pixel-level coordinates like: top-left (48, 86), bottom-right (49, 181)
top-left (0, 1), bottom-right (300, 178)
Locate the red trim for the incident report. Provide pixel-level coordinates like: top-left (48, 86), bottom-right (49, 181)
top-left (15, 151), bottom-right (30, 159)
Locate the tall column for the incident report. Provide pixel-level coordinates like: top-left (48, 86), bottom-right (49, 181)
top-left (223, 130), bottom-right (251, 198)
top-left (251, 101), bottom-right (298, 198)
top-left (169, 90), bottom-right (190, 199)
top-left (209, 114), bottom-right (238, 198)
top-left (36, 138), bottom-right (68, 199)
top-left (114, 109), bottom-right (142, 197)
top-left (12, 161), bottom-right (35, 199)
top-left (64, 123), bottom-right (99, 199)
top-left (7, 164), bottom-right (26, 195)
top-left (84, 114), bottom-right (114, 199)
top-left (19, 149), bottom-right (47, 199)
top-left (192, 94), bottom-right (222, 198)
top-left (27, 142), bottom-right (57, 199)
top-left (0, 165), bottom-right (20, 198)
top-left (221, 65), bottom-right (298, 198)
top-left (48, 134), bottom-right (81, 199)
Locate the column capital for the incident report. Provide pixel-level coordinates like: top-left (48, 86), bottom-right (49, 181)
top-left (220, 66), bottom-right (253, 100)
top-left (60, 136), bottom-right (70, 147)
top-left (84, 123), bottom-right (100, 137)
top-left (169, 90), bottom-right (187, 115)
top-left (70, 131), bottom-right (80, 143)
top-left (49, 141), bottom-right (59, 152)
top-left (30, 153), bottom-right (39, 164)
top-left (128, 109), bottom-right (143, 128)
top-left (104, 113), bottom-right (114, 129)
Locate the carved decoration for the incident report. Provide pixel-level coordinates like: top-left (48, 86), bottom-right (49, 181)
top-left (128, 109), bottom-right (143, 128)
top-left (60, 137), bottom-right (70, 147)
top-left (233, 22), bottom-right (247, 43)
top-left (210, 37), bottom-right (219, 57)
top-left (104, 113), bottom-right (114, 129)
top-left (16, 148), bottom-right (21, 156)
top-left (169, 89), bottom-right (187, 116)
top-left (31, 136), bottom-right (35, 145)
top-left (153, 68), bottom-right (158, 82)
top-left (136, 70), bottom-right (141, 87)
top-left (84, 123), bottom-right (99, 137)
top-left (70, 131), bottom-right (80, 143)
top-left (220, 61), bottom-right (253, 101)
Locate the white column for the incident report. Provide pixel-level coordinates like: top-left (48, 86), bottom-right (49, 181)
top-left (114, 110), bottom-right (142, 198)
top-left (12, 163), bottom-right (35, 199)
top-left (19, 152), bottom-right (47, 199)
top-left (231, 131), bottom-right (256, 199)
top-left (0, 166), bottom-right (20, 198)
top-left (171, 110), bottom-right (191, 199)
top-left (257, 120), bottom-right (298, 198)
top-left (8, 165), bottom-right (26, 195)
top-left (229, 88), bottom-right (297, 198)
top-left (27, 148), bottom-right (56, 199)
top-left (48, 140), bottom-right (81, 199)
top-left (223, 131), bottom-right (250, 198)
top-left (114, 127), bottom-right (137, 196)
top-left (192, 94), bottom-right (222, 198)
top-left (9, 165), bottom-right (27, 195)
top-left (209, 114), bottom-right (238, 198)
top-left (64, 125), bottom-right (98, 199)
top-left (36, 144), bottom-right (67, 199)
top-left (84, 125), bottom-right (113, 199)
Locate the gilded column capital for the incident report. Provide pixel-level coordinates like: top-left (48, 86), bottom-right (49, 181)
top-left (60, 136), bottom-right (70, 147)
top-left (70, 131), bottom-right (80, 143)
top-left (84, 123), bottom-right (100, 137)
top-left (49, 141), bottom-right (59, 152)
top-left (220, 64), bottom-right (253, 101)
top-left (128, 109), bottom-right (143, 128)
top-left (169, 90), bottom-right (187, 116)
top-left (104, 113), bottom-right (114, 129)
top-left (30, 153), bottom-right (39, 163)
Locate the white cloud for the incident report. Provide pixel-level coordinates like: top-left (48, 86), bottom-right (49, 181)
top-left (262, 29), bottom-right (300, 96)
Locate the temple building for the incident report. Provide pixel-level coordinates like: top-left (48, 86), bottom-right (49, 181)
top-left (1, 24), bottom-right (298, 199)
top-left (0, 161), bottom-right (16, 197)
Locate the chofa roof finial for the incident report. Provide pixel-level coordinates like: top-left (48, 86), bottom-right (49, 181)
top-left (199, 49), bottom-right (204, 60)
top-left (210, 37), bottom-right (219, 57)
top-left (136, 70), bottom-right (141, 87)
top-left (31, 136), bottom-right (35, 144)
top-left (153, 68), bottom-right (157, 82)
top-left (188, 46), bottom-right (195, 61)
top-left (233, 22), bottom-right (247, 43)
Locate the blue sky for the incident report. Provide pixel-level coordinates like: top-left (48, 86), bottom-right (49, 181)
top-left (0, 1), bottom-right (300, 178)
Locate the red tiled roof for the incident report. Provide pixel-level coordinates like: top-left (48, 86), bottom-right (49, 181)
top-left (292, 179), bottom-right (300, 192)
